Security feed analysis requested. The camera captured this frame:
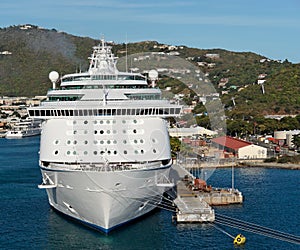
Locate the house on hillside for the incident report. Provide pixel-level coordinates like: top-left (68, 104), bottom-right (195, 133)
top-left (211, 136), bottom-right (267, 159)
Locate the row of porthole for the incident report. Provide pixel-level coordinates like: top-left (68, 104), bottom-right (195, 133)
top-left (54, 149), bottom-right (158, 156)
top-left (94, 130), bottom-right (117, 135)
top-left (55, 138), bottom-right (147, 145)
top-left (72, 119), bottom-right (141, 125)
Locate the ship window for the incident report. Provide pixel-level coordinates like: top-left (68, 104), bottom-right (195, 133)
top-left (94, 151), bottom-right (97, 155)
top-left (122, 109), bottom-right (126, 115)
top-left (84, 130), bottom-right (88, 134)
top-left (50, 110), bottom-right (55, 116)
top-left (94, 120), bottom-right (97, 124)
top-left (107, 151), bottom-right (111, 155)
top-left (117, 109), bottom-right (121, 115)
top-left (61, 110), bottom-right (65, 116)
top-left (67, 140), bottom-right (71, 145)
top-left (84, 151), bottom-right (88, 155)
top-left (79, 110), bottom-right (83, 116)
top-left (94, 130), bottom-right (97, 134)
top-left (134, 139), bottom-right (137, 144)
top-left (73, 120), bottom-right (77, 124)
top-left (176, 108), bottom-right (181, 114)
top-left (100, 151), bottom-right (105, 155)
top-left (107, 140), bottom-right (111, 144)
top-left (134, 150), bottom-right (138, 154)
top-left (100, 140), bottom-right (104, 144)
top-left (100, 120), bottom-right (104, 124)
top-left (133, 119), bottom-right (137, 124)
top-left (106, 109), bottom-right (111, 115)
top-left (65, 110), bottom-right (70, 116)
top-left (114, 150), bottom-right (117, 155)
top-left (107, 130), bottom-right (110, 134)
top-left (54, 140), bottom-right (59, 145)
top-left (69, 110), bottom-right (74, 116)
top-left (46, 110), bottom-right (50, 116)
top-left (100, 130), bottom-right (104, 134)
top-left (153, 149), bottom-right (157, 153)
top-left (123, 140), bottom-right (127, 144)
top-left (73, 140), bottom-right (77, 144)
top-left (84, 140), bottom-right (88, 144)
top-left (106, 120), bottom-right (110, 124)
top-left (73, 151), bottom-right (76, 155)
top-left (83, 110), bottom-right (88, 116)
top-left (170, 108), bottom-right (175, 114)
top-left (67, 151), bottom-right (71, 155)
top-left (113, 130), bottom-right (117, 134)
top-left (54, 150), bottom-right (59, 155)
top-left (74, 110), bottom-right (79, 116)
top-left (113, 140), bottom-right (117, 144)
top-left (41, 110), bottom-right (45, 116)
top-left (94, 140), bottom-right (97, 144)
top-left (123, 130), bottom-right (126, 134)
top-left (84, 120), bottom-right (88, 124)
top-left (122, 120), bottom-right (126, 124)
top-left (124, 150), bottom-right (127, 154)
top-left (133, 129), bottom-right (137, 134)
top-left (140, 139), bottom-right (144, 143)
top-left (141, 150), bottom-right (144, 154)
top-left (88, 110), bottom-right (93, 115)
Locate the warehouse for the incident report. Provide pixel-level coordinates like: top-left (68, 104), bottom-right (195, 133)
top-left (211, 136), bottom-right (267, 159)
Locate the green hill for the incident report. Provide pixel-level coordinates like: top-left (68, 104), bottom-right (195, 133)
top-left (0, 24), bottom-right (299, 117)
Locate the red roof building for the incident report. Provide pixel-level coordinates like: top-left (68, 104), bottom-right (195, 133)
top-left (211, 136), bottom-right (267, 159)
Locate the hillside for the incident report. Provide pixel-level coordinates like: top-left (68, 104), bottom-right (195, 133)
top-left (0, 24), bottom-right (299, 117)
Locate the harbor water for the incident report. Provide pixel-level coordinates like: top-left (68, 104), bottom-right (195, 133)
top-left (0, 137), bottom-right (299, 250)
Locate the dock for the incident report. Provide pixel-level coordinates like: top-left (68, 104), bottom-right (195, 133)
top-left (173, 175), bottom-right (243, 223)
top-left (174, 180), bottom-right (215, 223)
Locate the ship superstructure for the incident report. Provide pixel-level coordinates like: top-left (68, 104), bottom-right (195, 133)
top-left (28, 39), bottom-right (181, 233)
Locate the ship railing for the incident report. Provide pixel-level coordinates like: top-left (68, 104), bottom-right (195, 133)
top-left (46, 161), bottom-right (161, 172)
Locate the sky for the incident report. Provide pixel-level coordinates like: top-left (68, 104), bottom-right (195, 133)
top-left (1, 0), bottom-right (300, 63)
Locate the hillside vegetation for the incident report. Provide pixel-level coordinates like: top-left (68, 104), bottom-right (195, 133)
top-left (0, 24), bottom-right (299, 118)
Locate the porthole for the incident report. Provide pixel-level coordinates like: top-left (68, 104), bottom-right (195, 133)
top-left (133, 129), bottom-right (137, 134)
top-left (84, 151), bottom-right (88, 155)
top-left (140, 139), bottom-right (144, 143)
top-left (73, 130), bottom-right (77, 135)
top-left (54, 150), bottom-right (59, 155)
top-left (114, 150), bottom-right (117, 155)
top-left (122, 120), bottom-right (126, 124)
top-left (113, 120), bottom-right (116, 124)
top-left (84, 140), bottom-right (88, 145)
top-left (100, 140), bottom-right (104, 144)
top-left (107, 130), bottom-right (110, 134)
top-left (113, 130), bottom-right (117, 134)
top-left (84, 120), bottom-right (88, 124)
top-left (123, 130), bottom-right (126, 134)
top-left (107, 140), bottom-right (111, 144)
top-left (141, 150), bottom-right (144, 154)
top-left (54, 140), bottom-right (59, 145)
top-left (67, 151), bottom-right (71, 155)
top-left (100, 130), bottom-right (104, 134)
top-left (106, 120), bottom-right (110, 124)
top-left (153, 149), bottom-right (157, 153)
top-left (94, 130), bottom-right (97, 134)
top-left (134, 139), bottom-right (138, 144)
top-left (134, 150), bottom-right (138, 154)
top-left (124, 150), bottom-right (127, 154)
top-left (123, 140), bottom-right (127, 144)
top-left (100, 151), bottom-right (105, 155)
top-left (73, 151), bottom-right (76, 155)
top-left (73, 140), bottom-right (77, 145)
top-left (84, 130), bottom-right (88, 134)
top-left (93, 140), bottom-right (97, 144)
top-left (133, 119), bottom-right (137, 124)
top-left (94, 121), bottom-right (97, 124)
top-left (113, 140), bottom-right (117, 144)
top-left (107, 151), bottom-right (111, 155)
top-left (93, 151), bottom-right (97, 155)
top-left (152, 138), bottom-right (156, 143)
top-left (67, 140), bottom-right (71, 145)
top-left (100, 120), bottom-right (104, 124)
top-left (73, 121), bottom-right (76, 125)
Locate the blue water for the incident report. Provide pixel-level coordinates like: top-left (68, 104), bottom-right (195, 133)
top-left (0, 137), bottom-right (299, 250)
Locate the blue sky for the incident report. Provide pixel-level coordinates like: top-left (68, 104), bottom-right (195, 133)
top-left (1, 0), bottom-right (300, 62)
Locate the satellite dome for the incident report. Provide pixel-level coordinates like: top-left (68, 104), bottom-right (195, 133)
top-left (49, 71), bottom-right (59, 83)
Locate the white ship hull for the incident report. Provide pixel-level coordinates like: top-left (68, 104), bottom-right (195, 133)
top-left (40, 163), bottom-right (171, 233)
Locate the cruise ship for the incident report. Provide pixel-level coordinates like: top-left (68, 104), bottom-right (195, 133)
top-left (28, 39), bottom-right (182, 233)
top-left (5, 118), bottom-right (41, 139)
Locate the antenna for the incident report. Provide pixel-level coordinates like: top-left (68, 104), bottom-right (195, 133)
top-left (125, 33), bottom-right (128, 72)
top-left (49, 71), bottom-right (59, 90)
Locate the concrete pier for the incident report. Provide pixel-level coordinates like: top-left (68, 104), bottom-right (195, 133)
top-left (173, 176), bottom-right (243, 223)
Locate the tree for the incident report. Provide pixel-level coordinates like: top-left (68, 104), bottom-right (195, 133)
top-left (292, 134), bottom-right (300, 149)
